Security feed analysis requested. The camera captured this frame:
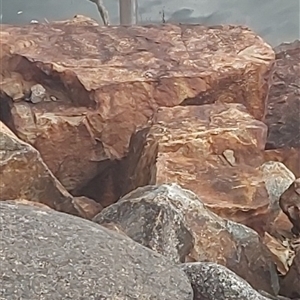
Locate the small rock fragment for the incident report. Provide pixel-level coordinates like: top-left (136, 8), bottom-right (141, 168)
top-left (30, 84), bottom-right (47, 103)
top-left (222, 149), bottom-right (236, 166)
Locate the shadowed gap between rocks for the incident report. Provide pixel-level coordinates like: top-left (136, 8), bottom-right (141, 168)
top-left (0, 94), bottom-right (16, 133)
top-left (2, 54), bottom-right (96, 109)
top-left (73, 127), bottom-right (152, 207)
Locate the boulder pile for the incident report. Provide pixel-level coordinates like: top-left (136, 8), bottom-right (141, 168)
top-left (0, 16), bottom-right (299, 299)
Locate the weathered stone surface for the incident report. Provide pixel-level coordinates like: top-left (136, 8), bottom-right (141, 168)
top-left (94, 184), bottom-right (279, 295)
top-left (2, 199), bottom-right (52, 210)
top-left (180, 262), bottom-right (271, 300)
top-left (72, 196), bottom-right (103, 220)
top-left (264, 148), bottom-right (300, 178)
top-left (0, 122), bottom-right (101, 220)
top-left (94, 188), bottom-right (195, 263)
top-left (265, 40), bottom-right (300, 150)
top-left (0, 201), bottom-right (193, 300)
top-left (260, 161), bottom-right (295, 212)
top-left (280, 250), bottom-right (300, 299)
top-left (0, 16), bottom-right (274, 198)
top-left (124, 103), bottom-right (288, 234)
top-left (268, 211), bottom-right (294, 240)
top-left (263, 232), bottom-right (295, 276)
top-left (279, 178), bottom-right (300, 235)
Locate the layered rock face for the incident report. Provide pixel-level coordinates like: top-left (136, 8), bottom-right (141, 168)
top-left (0, 121), bottom-right (102, 220)
top-left (122, 103), bottom-right (294, 234)
top-left (0, 18), bottom-right (274, 205)
top-left (0, 16), bottom-right (299, 299)
top-left (264, 40), bottom-right (300, 178)
top-left (265, 40), bottom-right (300, 150)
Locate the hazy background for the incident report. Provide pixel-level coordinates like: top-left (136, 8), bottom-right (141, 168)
top-left (1, 0), bottom-right (299, 46)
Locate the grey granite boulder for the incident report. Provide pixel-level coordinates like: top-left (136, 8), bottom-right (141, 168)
top-left (93, 187), bottom-right (194, 263)
top-left (180, 262), bottom-right (272, 300)
top-left (0, 202), bottom-right (193, 300)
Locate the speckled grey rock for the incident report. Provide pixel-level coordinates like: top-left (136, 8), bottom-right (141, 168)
top-left (180, 262), bottom-right (271, 300)
top-left (0, 202), bottom-right (193, 300)
top-left (100, 184), bottom-right (279, 295)
top-left (93, 192), bottom-right (194, 263)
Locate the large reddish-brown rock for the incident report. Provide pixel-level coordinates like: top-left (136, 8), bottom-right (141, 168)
top-left (265, 40), bottom-right (300, 150)
top-left (94, 184), bottom-right (279, 295)
top-left (0, 17), bottom-right (274, 202)
top-left (0, 122), bottom-right (102, 220)
top-left (125, 103), bottom-right (294, 234)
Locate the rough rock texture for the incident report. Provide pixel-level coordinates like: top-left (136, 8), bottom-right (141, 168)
top-left (2, 199), bottom-right (53, 211)
top-left (264, 148), bottom-right (300, 178)
top-left (260, 161), bottom-right (295, 212)
top-left (279, 178), bottom-right (300, 235)
top-left (0, 201), bottom-right (193, 300)
top-left (94, 184), bottom-right (279, 295)
top-left (181, 262), bottom-right (270, 300)
top-left (125, 103), bottom-right (292, 234)
top-left (0, 17), bottom-right (275, 204)
top-left (268, 211), bottom-right (294, 240)
top-left (265, 40), bottom-right (300, 150)
top-left (280, 250), bottom-right (300, 299)
top-left (0, 122), bottom-right (101, 220)
top-left (94, 193), bottom-right (194, 263)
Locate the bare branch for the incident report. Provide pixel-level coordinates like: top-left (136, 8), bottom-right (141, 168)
top-left (88, 0), bottom-right (110, 26)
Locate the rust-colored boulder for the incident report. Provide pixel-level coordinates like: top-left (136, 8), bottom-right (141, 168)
top-left (125, 103), bottom-right (294, 234)
top-left (0, 17), bottom-right (274, 202)
top-left (94, 184), bottom-right (279, 295)
top-left (265, 40), bottom-right (300, 150)
top-left (279, 178), bottom-right (300, 235)
top-left (0, 122), bottom-right (101, 220)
